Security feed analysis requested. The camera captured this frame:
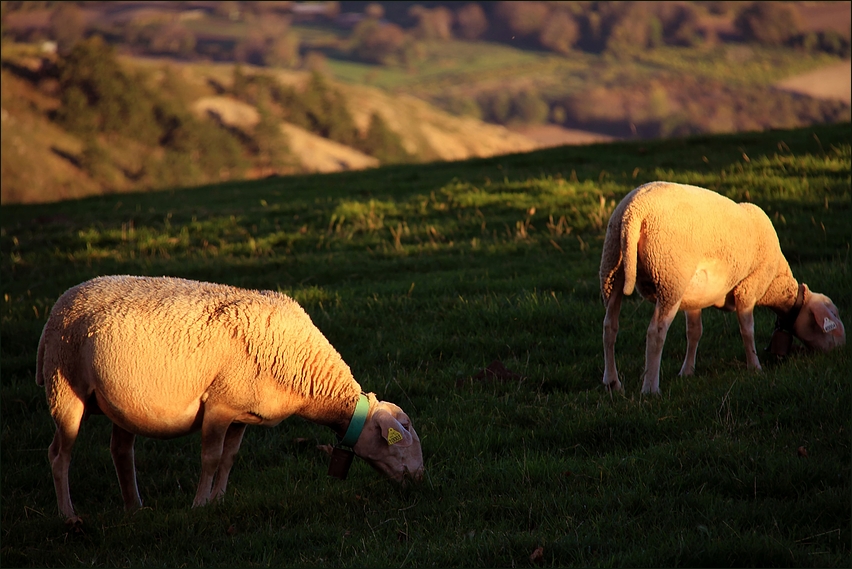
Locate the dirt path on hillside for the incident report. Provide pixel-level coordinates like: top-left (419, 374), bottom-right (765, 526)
top-left (775, 60), bottom-right (852, 104)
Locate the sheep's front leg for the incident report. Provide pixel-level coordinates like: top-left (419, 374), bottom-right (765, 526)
top-left (193, 409), bottom-right (232, 508)
top-left (602, 288), bottom-right (624, 391)
top-left (110, 423), bottom-right (142, 510)
top-left (735, 305), bottom-right (762, 371)
top-left (209, 423), bottom-right (248, 502)
top-left (678, 309), bottom-right (703, 377)
top-left (642, 301), bottom-right (681, 394)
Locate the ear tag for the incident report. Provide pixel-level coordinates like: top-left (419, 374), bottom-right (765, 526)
top-left (328, 446), bottom-right (355, 480)
top-left (386, 427), bottom-right (403, 446)
top-left (823, 317), bottom-right (837, 333)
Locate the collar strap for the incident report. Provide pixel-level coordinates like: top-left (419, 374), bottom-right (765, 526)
top-left (339, 394), bottom-right (369, 447)
top-left (776, 283), bottom-right (805, 332)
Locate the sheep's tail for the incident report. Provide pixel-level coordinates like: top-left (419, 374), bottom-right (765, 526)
top-left (35, 323), bottom-right (47, 386)
top-left (620, 213), bottom-right (642, 296)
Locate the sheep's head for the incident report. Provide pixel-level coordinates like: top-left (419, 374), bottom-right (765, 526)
top-left (354, 399), bottom-right (423, 484)
top-left (793, 286), bottom-right (846, 352)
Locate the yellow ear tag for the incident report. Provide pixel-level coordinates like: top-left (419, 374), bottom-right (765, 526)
top-left (386, 427), bottom-right (403, 445)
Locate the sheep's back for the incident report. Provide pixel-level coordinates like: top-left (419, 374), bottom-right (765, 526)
top-left (619, 183), bottom-right (778, 301)
top-left (43, 276), bottom-right (313, 424)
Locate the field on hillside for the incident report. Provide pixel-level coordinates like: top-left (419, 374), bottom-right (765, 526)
top-left (1, 124), bottom-right (850, 567)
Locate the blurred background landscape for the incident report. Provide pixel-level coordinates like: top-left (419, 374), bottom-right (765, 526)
top-left (2, 0), bottom-right (850, 204)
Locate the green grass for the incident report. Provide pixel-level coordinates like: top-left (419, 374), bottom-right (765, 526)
top-left (323, 39), bottom-right (843, 101)
top-left (1, 123), bottom-right (850, 567)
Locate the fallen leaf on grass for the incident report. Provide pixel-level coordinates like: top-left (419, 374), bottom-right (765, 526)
top-left (797, 446), bottom-right (808, 458)
top-left (457, 360), bottom-right (525, 387)
top-left (316, 444), bottom-right (334, 457)
top-left (226, 524), bottom-right (238, 536)
top-left (530, 546), bottom-right (544, 565)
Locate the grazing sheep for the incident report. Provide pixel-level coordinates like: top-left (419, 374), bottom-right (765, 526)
top-left (36, 275), bottom-right (424, 524)
top-left (600, 181), bottom-right (846, 394)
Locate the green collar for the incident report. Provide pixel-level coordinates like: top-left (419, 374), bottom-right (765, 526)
top-left (339, 394), bottom-right (369, 447)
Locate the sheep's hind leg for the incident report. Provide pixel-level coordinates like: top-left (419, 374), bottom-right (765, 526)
top-left (110, 423), bottom-right (142, 511)
top-left (48, 394), bottom-right (85, 524)
top-left (209, 423), bottom-right (247, 502)
top-left (642, 301), bottom-right (681, 394)
top-left (678, 309), bottom-right (702, 377)
top-left (602, 288), bottom-right (624, 391)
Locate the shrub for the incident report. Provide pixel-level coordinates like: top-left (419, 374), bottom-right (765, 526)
top-left (53, 37), bottom-right (249, 188)
top-left (357, 112), bottom-right (411, 164)
top-left (455, 3), bottom-right (488, 40)
top-left (55, 36), bottom-right (158, 143)
top-left (512, 90), bottom-right (549, 124)
top-left (49, 3), bottom-right (85, 54)
top-left (735, 2), bottom-right (801, 46)
top-left (409, 5), bottom-right (454, 40)
top-left (348, 18), bottom-right (408, 65)
top-left (539, 10), bottom-right (580, 55)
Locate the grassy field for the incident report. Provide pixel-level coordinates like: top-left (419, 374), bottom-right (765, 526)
top-left (1, 123), bottom-right (850, 567)
top-left (323, 39), bottom-right (843, 100)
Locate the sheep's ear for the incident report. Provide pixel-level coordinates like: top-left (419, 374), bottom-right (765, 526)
top-left (810, 301), bottom-right (842, 336)
top-left (373, 409), bottom-right (413, 447)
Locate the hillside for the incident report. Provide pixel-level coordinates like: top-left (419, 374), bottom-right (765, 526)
top-left (175, 60), bottom-right (539, 162)
top-left (1, 48), bottom-right (540, 204)
top-left (3, 1), bottom-right (851, 204)
top-left (1, 122), bottom-right (849, 568)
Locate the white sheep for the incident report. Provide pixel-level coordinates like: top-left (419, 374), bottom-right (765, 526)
top-left (36, 275), bottom-right (424, 524)
top-left (599, 181), bottom-right (846, 394)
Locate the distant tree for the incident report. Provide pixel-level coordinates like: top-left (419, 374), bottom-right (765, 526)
top-left (349, 18), bottom-right (407, 65)
top-left (357, 112), bottom-right (411, 164)
top-left (455, 3), bottom-right (488, 40)
top-left (409, 5), bottom-right (454, 40)
top-left (149, 23), bottom-right (196, 58)
top-left (232, 64), bottom-right (249, 98)
top-left (78, 133), bottom-right (112, 181)
top-left (735, 1), bottom-right (801, 46)
top-left (324, 1), bottom-right (341, 19)
top-left (512, 90), bottom-right (549, 124)
top-left (55, 36), bottom-right (156, 142)
top-left (280, 72), bottom-right (360, 146)
top-left (441, 94), bottom-right (483, 119)
top-left (364, 3), bottom-right (384, 20)
top-left (494, 1), bottom-right (550, 40)
top-left (478, 91), bottom-right (513, 124)
top-left (234, 29), bottom-right (267, 65)
top-left (656, 3), bottom-right (701, 47)
top-left (253, 90), bottom-right (290, 174)
top-left (49, 3), bottom-right (85, 55)
top-left (214, 1), bottom-right (241, 21)
top-left (606, 3), bottom-right (653, 53)
top-left (266, 33), bottom-right (300, 68)
top-left (539, 10), bottom-right (580, 55)
top-left (302, 51), bottom-right (328, 73)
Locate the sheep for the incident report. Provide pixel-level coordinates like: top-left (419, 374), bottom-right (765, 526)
top-left (36, 275), bottom-right (424, 524)
top-left (599, 181), bottom-right (846, 394)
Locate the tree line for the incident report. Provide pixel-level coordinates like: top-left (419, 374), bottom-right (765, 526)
top-left (4, 2), bottom-right (848, 67)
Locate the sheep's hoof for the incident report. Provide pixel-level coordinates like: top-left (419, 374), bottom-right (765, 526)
top-left (603, 380), bottom-right (623, 392)
top-left (65, 516), bottom-right (84, 533)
